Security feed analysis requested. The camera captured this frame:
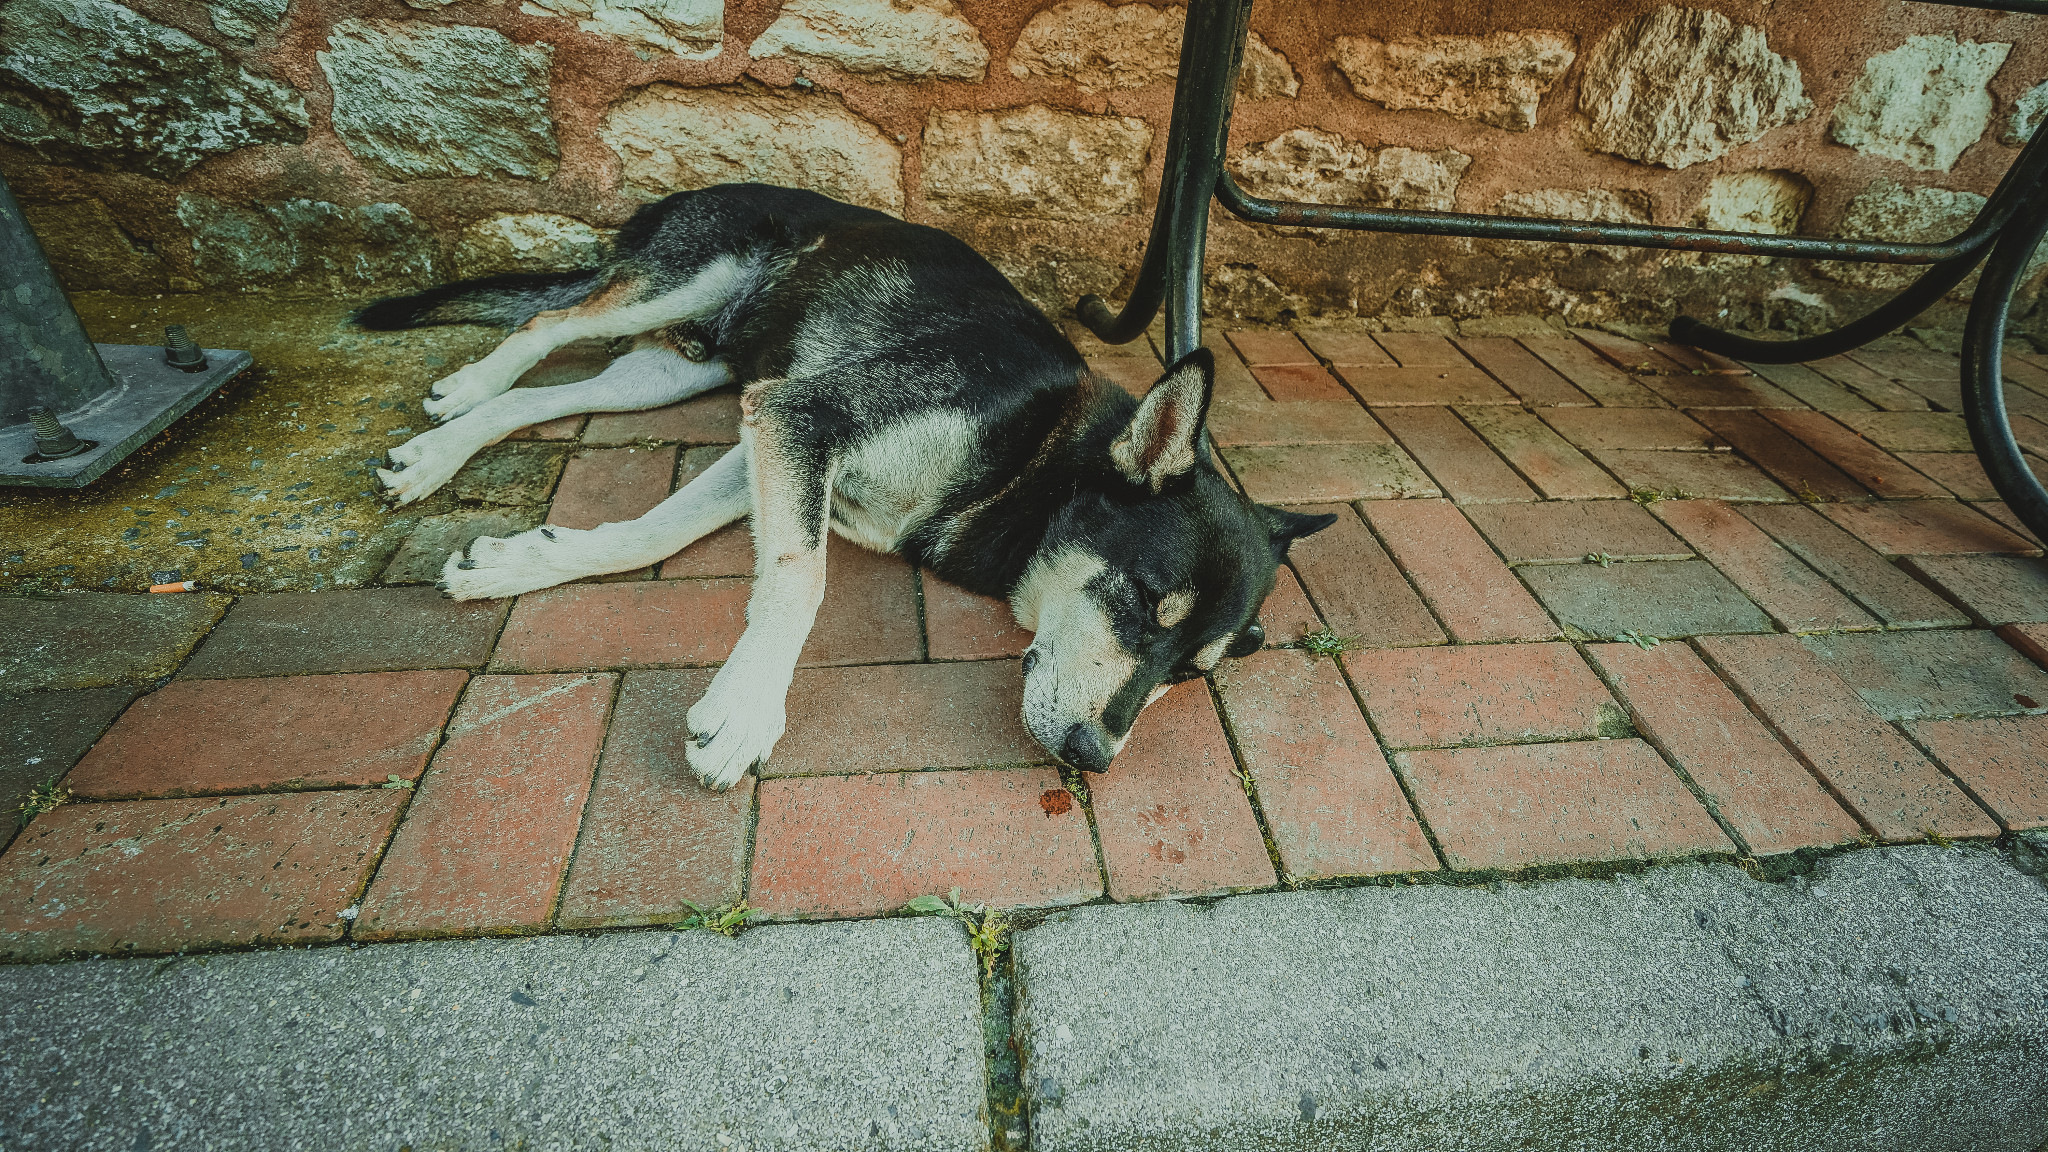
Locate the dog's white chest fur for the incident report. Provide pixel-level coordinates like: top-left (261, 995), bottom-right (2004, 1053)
top-left (830, 409), bottom-right (977, 551)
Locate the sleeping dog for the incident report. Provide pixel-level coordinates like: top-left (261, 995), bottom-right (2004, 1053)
top-left (357, 183), bottom-right (1334, 788)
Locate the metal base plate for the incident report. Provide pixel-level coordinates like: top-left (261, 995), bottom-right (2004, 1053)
top-left (0, 344), bottom-right (250, 488)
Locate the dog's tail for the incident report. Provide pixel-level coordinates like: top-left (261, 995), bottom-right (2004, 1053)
top-left (351, 270), bottom-right (602, 331)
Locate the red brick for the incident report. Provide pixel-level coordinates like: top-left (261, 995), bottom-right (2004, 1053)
top-left (1372, 332), bottom-right (1466, 367)
top-left (1636, 372), bottom-right (1800, 410)
top-left (1219, 443), bottom-right (1439, 504)
top-left (659, 523), bottom-right (754, 579)
top-left (1843, 344), bottom-right (1958, 382)
top-left (1587, 642), bottom-right (1862, 854)
top-left (925, 574), bottom-right (1032, 660)
top-left (1394, 740), bottom-right (1733, 871)
top-left (1652, 500), bottom-right (1875, 632)
top-left (807, 537), bottom-right (925, 664)
top-left (1834, 411), bottom-right (1972, 453)
top-left (1207, 398), bottom-right (1388, 447)
top-left (1762, 410), bottom-right (1948, 499)
top-left (1904, 714), bottom-right (2048, 831)
top-left (1520, 336), bottom-right (1667, 407)
top-left (1650, 342), bottom-right (1750, 375)
top-left (1286, 504), bottom-right (1445, 649)
top-left (764, 661), bottom-right (1040, 776)
top-left (1345, 642), bottom-right (1620, 750)
top-left (1463, 500), bottom-right (1690, 565)
top-left (1260, 565), bottom-right (1322, 645)
top-left (1216, 649), bottom-right (1436, 879)
top-left (1455, 336), bottom-right (1593, 406)
top-left (494, 579), bottom-right (749, 671)
top-left (1594, 449), bottom-right (1791, 501)
top-left (1687, 409), bottom-right (1872, 502)
top-left (1252, 363), bottom-right (1349, 402)
top-left (1086, 681), bottom-right (1275, 900)
top-left (1375, 407), bottom-right (1537, 504)
top-left (1744, 362), bottom-right (1876, 412)
top-left (1819, 500), bottom-right (2039, 557)
top-left (1539, 408), bottom-right (1726, 452)
top-left (1297, 329), bottom-right (1395, 366)
top-left (1572, 329), bottom-right (1691, 376)
top-left (1805, 356), bottom-right (1932, 411)
top-left (1894, 452), bottom-right (1999, 501)
top-left (0, 790), bottom-right (405, 961)
top-left (1335, 364), bottom-right (1517, 406)
top-left (1361, 499), bottom-right (1560, 642)
top-left (1695, 634), bottom-right (1997, 841)
top-left (749, 768), bottom-right (1101, 917)
top-left (547, 446), bottom-right (678, 530)
top-left (555, 669), bottom-right (752, 929)
top-left (1225, 329), bottom-right (1317, 366)
top-left (2011, 412), bottom-right (2048, 455)
top-left (1457, 406), bottom-right (1627, 499)
top-left (504, 413), bottom-right (585, 441)
top-left (1739, 504), bottom-right (1967, 629)
top-left (1089, 356), bottom-right (1160, 397)
top-left (1898, 555), bottom-right (2048, 626)
top-left (1975, 500), bottom-right (2046, 548)
top-left (583, 390), bottom-right (740, 446)
top-left (1202, 327), bottom-right (1267, 403)
top-left (2000, 621), bottom-right (2048, 668)
top-left (356, 673), bottom-right (614, 939)
top-left (68, 670), bottom-right (467, 799)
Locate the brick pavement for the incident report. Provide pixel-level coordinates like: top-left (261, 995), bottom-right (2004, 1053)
top-left (4, 324), bottom-right (2047, 960)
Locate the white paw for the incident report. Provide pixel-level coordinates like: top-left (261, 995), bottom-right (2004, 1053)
top-left (686, 673), bottom-right (788, 790)
top-left (377, 428), bottom-right (467, 506)
top-left (439, 527), bottom-right (581, 600)
top-left (423, 367), bottom-right (497, 421)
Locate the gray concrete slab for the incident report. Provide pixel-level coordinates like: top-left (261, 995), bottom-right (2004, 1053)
top-left (0, 918), bottom-right (987, 1151)
top-left (1012, 845), bottom-right (2048, 1152)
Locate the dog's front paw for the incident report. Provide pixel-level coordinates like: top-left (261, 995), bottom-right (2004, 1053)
top-left (422, 367), bottom-right (495, 421)
top-left (377, 429), bottom-right (466, 506)
top-left (686, 680), bottom-right (787, 790)
top-left (439, 527), bottom-right (578, 600)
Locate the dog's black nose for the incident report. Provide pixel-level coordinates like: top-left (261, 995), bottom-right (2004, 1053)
top-left (1060, 724), bottom-right (1113, 773)
top-left (1227, 621), bottom-right (1265, 658)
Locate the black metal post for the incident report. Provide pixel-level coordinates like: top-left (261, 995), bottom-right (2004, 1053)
top-left (1, 176), bottom-right (118, 418)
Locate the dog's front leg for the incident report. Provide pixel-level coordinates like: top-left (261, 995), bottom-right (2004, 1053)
top-left (686, 416), bottom-right (831, 789)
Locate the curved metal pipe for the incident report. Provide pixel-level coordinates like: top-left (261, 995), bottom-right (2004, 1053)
top-left (1961, 199), bottom-right (2048, 542)
top-left (1668, 252), bottom-right (1987, 363)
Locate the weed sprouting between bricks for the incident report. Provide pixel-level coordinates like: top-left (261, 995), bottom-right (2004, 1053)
top-left (15, 778), bottom-right (70, 824)
top-left (905, 888), bottom-right (1009, 981)
top-left (672, 901), bottom-right (761, 937)
top-left (1295, 626), bottom-right (1358, 661)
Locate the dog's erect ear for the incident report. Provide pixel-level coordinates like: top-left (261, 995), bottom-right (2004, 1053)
top-left (1112, 348), bottom-right (1213, 491)
top-left (1255, 504), bottom-right (1338, 559)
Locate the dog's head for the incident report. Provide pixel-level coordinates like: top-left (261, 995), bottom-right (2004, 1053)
top-left (1009, 348), bottom-right (1335, 771)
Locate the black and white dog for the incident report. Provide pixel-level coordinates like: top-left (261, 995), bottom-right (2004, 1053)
top-left (357, 184), bottom-right (1333, 789)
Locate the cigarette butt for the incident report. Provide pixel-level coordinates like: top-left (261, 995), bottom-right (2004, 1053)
top-left (148, 580), bottom-right (199, 593)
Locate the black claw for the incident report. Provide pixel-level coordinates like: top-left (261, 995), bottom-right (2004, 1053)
top-left (540, 528), bottom-right (556, 540)
top-left (434, 580), bottom-right (449, 591)
top-left (456, 559), bottom-right (477, 570)
top-left (428, 391), bottom-right (443, 401)
top-left (388, 461), bottom-right (407, 472)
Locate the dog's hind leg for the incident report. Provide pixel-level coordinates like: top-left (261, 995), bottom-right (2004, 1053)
top-left (441, 439), bottom-right (752, 601)
top-left (381, 345), bottom-right (732, 506)
top-left (685, 412), bottom-right (830, 789)
top-left (422, 256), bottom-right (757, 422)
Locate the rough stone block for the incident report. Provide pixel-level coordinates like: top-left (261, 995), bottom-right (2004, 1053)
top-left (1798, 629), bottom-right (2048, 722)
top-left (1830, 35), bottom-right (2010, 172)
top-left (603, 85), bottom-right (903, 212)
top-left (1578, 6), bottom-right (1810, 169)
top-left (1230, 129), bottom-right (1468, 212)
top-left (748, 0), bottom-right (987, 80)
top-left (318, 19), bottom-right (556, 181)
top-left (923, 104), bottom-right (1150, 222)
top-left (1330, 30), bottom-right (1576, 131)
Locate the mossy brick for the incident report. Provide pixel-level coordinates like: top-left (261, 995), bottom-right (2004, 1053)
top-left (1086, 681), bottom-right (1275, 901)
top-left (1393, 740), bottom-right (1733, 871)
top-left (1519, 559), bottom-right (1771, 640)
top-left (1454, 336), bottom-right (1593, 406)
top-left (583, 389), bottom-right (741, 447)
top-left (0, 790), bottom-right (406, 961)
top-left (1519, 336), bottom-right (1667, 406)
top-left (1762, 410), bottom-right (1947, 499)
top-left (1833, 411), bottom-right (1973, 453)
top-left (181, 587), bottom-right (508, 678)
top-left (0, 687), bottom-right (137, 852)
top-left (1344, 642), bottom-right (1624, 751)
top-left (355, 673), bottom-right (615, 940)
top-left (381, 507), bottom-right (545, 585)
top-left (555, 670), bottom-right (753, 929)
top-left (1216, 648), bottom-right (1437, 880)
top-left (762, 661), bottom-right (1042, 777)
top-left (1797, 630), bottom-right (2048, 723)
top-left (1335, 365), bottom-right (1517, 407)
top-left (749, 767), bottom-right (1101, 918)
top-left (1463, 500), bottom-right (1690, 565)
top-left (1744, 361), bottom-right (1876, 411)
top-left (1587, 641), bottom-right (1862, 855)
top-left (1696, 633), bottom-right (1998, 842)
top-left (68, 670), bottom-right (467, 799)
top-left (440, 442), bottom-right (569, 506)
top-left (0, 592), bottom-right (228, 692)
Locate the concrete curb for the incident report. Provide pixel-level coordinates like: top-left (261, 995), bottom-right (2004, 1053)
top-left (0, 918), bottom-right (986, 1151)
top-left (1010, 844), bottom-right (2048, 1152)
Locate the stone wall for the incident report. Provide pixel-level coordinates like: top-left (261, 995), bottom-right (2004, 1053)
top-left (4, 0), bottom-right (2046, 335)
